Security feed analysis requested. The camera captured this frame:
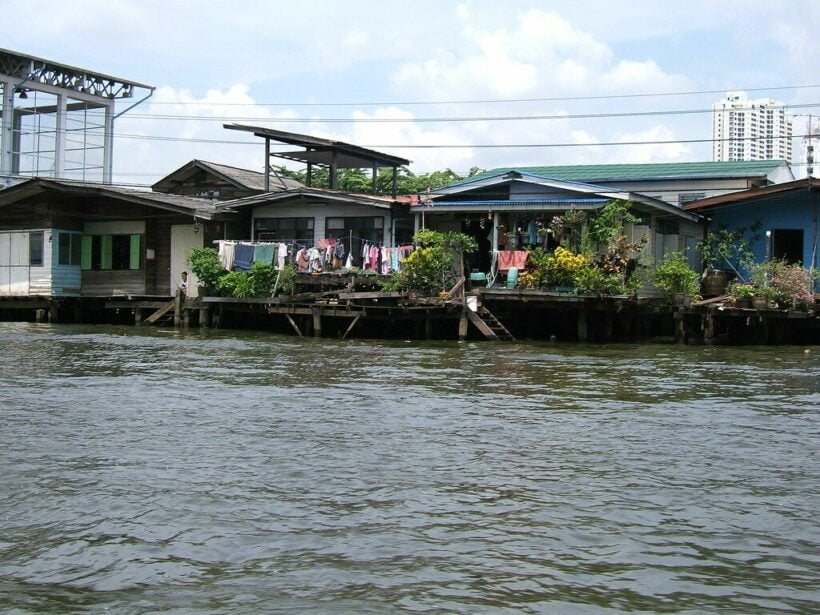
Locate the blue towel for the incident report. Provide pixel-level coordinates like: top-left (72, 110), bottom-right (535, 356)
top-left (234, 244), bottom-right (255, 271)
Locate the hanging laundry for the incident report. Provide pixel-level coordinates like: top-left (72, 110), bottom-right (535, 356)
top-left (276, 243), bottom-right (288, 270)
top-left (295, 247), bottom-right (309, 272)
top-left (308, 247), bottom-right (322, 272)
top-left (528, 220), bottom-right (538, 245)
top-left (254, 243), bottom-right (275, 266)
top-left (218, 241), bottom-right (235, 271)
top-left (368, 244), bottom-right (380, 272)
top-left (233, 243), bottom-right (255, 271)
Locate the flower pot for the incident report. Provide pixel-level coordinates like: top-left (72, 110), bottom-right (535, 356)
top-left (752, 296), bottom-right (768, 310)
top-left (701, 269), bottom-right (733, 297)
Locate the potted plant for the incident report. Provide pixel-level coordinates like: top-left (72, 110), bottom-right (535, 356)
top-left (728, 282), bottom-right (758, 308)
top-left (652, 251), bottom-right (701, 304)
top-left (696, 224), bottom-right (760, 295)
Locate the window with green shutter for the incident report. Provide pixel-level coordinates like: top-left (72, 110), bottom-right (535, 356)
top-left (83, 234), bottom-right (143, 270)
top-left (129, 234), bottom-right (141, 270)
top-left (101, 235), bottom-right (113, 270)
top-left (81, 236), bottom-right (92, 270)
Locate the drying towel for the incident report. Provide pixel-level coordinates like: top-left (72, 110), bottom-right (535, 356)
top-left (234, 243), bottom-right (255, 271)
top-left (218, 242), bottom-right (235, 271)
top-left (497, 250), bottom-right (528, 272)
top-left (254, 243), bottom-right (275, 266)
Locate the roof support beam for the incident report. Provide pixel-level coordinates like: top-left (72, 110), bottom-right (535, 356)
top-left (264, 136), bottom-right (270, 192)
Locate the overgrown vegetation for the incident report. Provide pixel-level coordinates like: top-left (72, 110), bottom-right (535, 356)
top-left (381, 229), bottom-right (477, 293)
top-left (518, 200), bottom-right (647, 296)
top-left (652, 251), bottom-right (701, 299)
top-left (696, 223), bottom-right (761, 276)
top-left (271, 165), bottom-right (486, 196)
top-left (187, 247), bottom-right (294, 298)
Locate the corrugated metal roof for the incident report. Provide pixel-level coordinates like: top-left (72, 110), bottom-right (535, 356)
top-left (218, 187), bottom-right (400, 211)
top-left (457, 160), bottom-right (789, 185)
top-left (152, 159), bottom-right (303, 193)
top-left (195, 161), bottom-right (303, 191)
top-left (0, 178), bottom-right (225, 219)
top-left (682, 177), bottom-right (817, 211)
top-left (425, 198), bottom-right (608, 207)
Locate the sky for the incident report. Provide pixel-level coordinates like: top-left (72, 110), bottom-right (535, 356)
top-left (2, 0), bottom-right (819, 186)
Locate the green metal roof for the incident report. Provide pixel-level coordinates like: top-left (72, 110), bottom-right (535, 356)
top-left (460, 160), bottom-right (788, 185)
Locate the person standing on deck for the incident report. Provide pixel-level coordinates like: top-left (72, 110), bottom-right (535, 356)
top-left (177, 271), bottom-right (188, 299)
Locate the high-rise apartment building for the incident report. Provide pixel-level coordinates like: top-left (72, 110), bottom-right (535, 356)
top-left (712, 90), bottom-right (792, 164)
top-left (798, 117), bottom-right (818, 178)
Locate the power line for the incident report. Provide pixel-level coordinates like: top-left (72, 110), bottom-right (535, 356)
top-left (112, 132), bottom-right (816, 149)
top-left (139, 84), bottom-right (820, 108)
top-left (117, 102), bottom-right (820, 124)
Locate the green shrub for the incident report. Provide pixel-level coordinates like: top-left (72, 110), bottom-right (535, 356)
top-left (187, 247), bottom-right (228, 292)
top-left (652, 251), bottom-right (701, 298)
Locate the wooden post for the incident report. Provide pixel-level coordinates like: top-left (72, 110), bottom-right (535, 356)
top-left (674, 308), bottom-right (684, 344)
top-left (49, 304), bottom-right (59, 323)
top-left (134, 308), bottom-right (144, 325)
top-left (704, 310), bottom-right (715, 344)
top-left (342, 315), bottom-right (361, 340)
top-left (577, 309), bottom-right (588, 342)
top-left (458, 310), bottom-right (469, 341)
top-left (602, 311), bottom-right (613, 341)
top-left (425, 317), bottom-right (433, 340)
top-left (173, 290), bottom-right (182, 327)
top-left (35, 309), bottom-right (46, 323)
top-left (199, 307), bottom-right (210, 328)
top-left (312, 307), bottom-right (322, 338)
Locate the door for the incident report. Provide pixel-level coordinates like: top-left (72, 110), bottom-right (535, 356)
top-left (170, 225), bottom-right (203, 298)
top-left (0, 232), bottom-right (30, 296)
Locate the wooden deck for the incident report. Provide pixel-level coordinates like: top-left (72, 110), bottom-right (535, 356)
top-left (1, 287), bottom-right (817, 345)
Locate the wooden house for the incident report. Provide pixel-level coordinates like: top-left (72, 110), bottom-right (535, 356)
top-left (419, 170), bottom-right (704, 275)
top-left (152, 159), bottom-right (303, 200)
top-left (216, 188), bottom-right (412, 267)
top-left (0, 178), bottom-right (233, 298)
top-left (683, 177), bottom-right (819, 284)
top-left (459, 160), bottom-right (794, 208)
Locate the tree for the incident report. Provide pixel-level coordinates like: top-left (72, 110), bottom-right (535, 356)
top-left (269, 164), bottom-right (483, 196)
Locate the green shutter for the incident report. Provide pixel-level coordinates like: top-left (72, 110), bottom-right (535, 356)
top-left (129, 235), bottom-right (141, 270)
top-left (101, 235), bottom-right (113, 270)
top-left (81, 235), bottom-right (92, 270)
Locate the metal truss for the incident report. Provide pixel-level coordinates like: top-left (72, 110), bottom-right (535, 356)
top-left (0, 48), bottom-right (151, 99)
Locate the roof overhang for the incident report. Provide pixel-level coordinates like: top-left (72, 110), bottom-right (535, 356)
top-left (218, 188), bottom-right (400, 211)
top-left (683, 177), bottom-right (818, 212)
top-left (0, 178), bottom-right (225, 220)
top-left (424, 170), bottom-right (701, 222)
top-left (223, 123), bottom-right (411, 169)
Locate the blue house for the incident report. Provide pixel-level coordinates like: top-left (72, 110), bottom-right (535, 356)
top-left (683, 177), bottom-right (819, 288)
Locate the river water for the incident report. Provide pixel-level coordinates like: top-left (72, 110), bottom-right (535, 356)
top-left (0, 321), bottom-right (818, 614)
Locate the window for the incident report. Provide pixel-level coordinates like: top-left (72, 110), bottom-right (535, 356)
top-left (58, 232), bottom-right (83, 266)
top-left (29, 231), bottom-right (43, 267)
top-left (679, 193), bottom-right (706, 206)
top-left (656, 220), bottom-right (680, 235)
top-left (81, 234), bottom-right (141, 270)
top-left (254, 217), bottom-right (314, 243)
top-left (325, 217), bottom-right (385, 267)
top-left (325, 216), bottom-right (383, 243)
top-left (771, 229), bottom-right (803, 264)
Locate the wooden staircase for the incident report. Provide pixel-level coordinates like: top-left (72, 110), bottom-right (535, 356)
top-left (140, 299), bottom-right (177, 326)
top-left (466, 305), bottom-right (516, 341)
